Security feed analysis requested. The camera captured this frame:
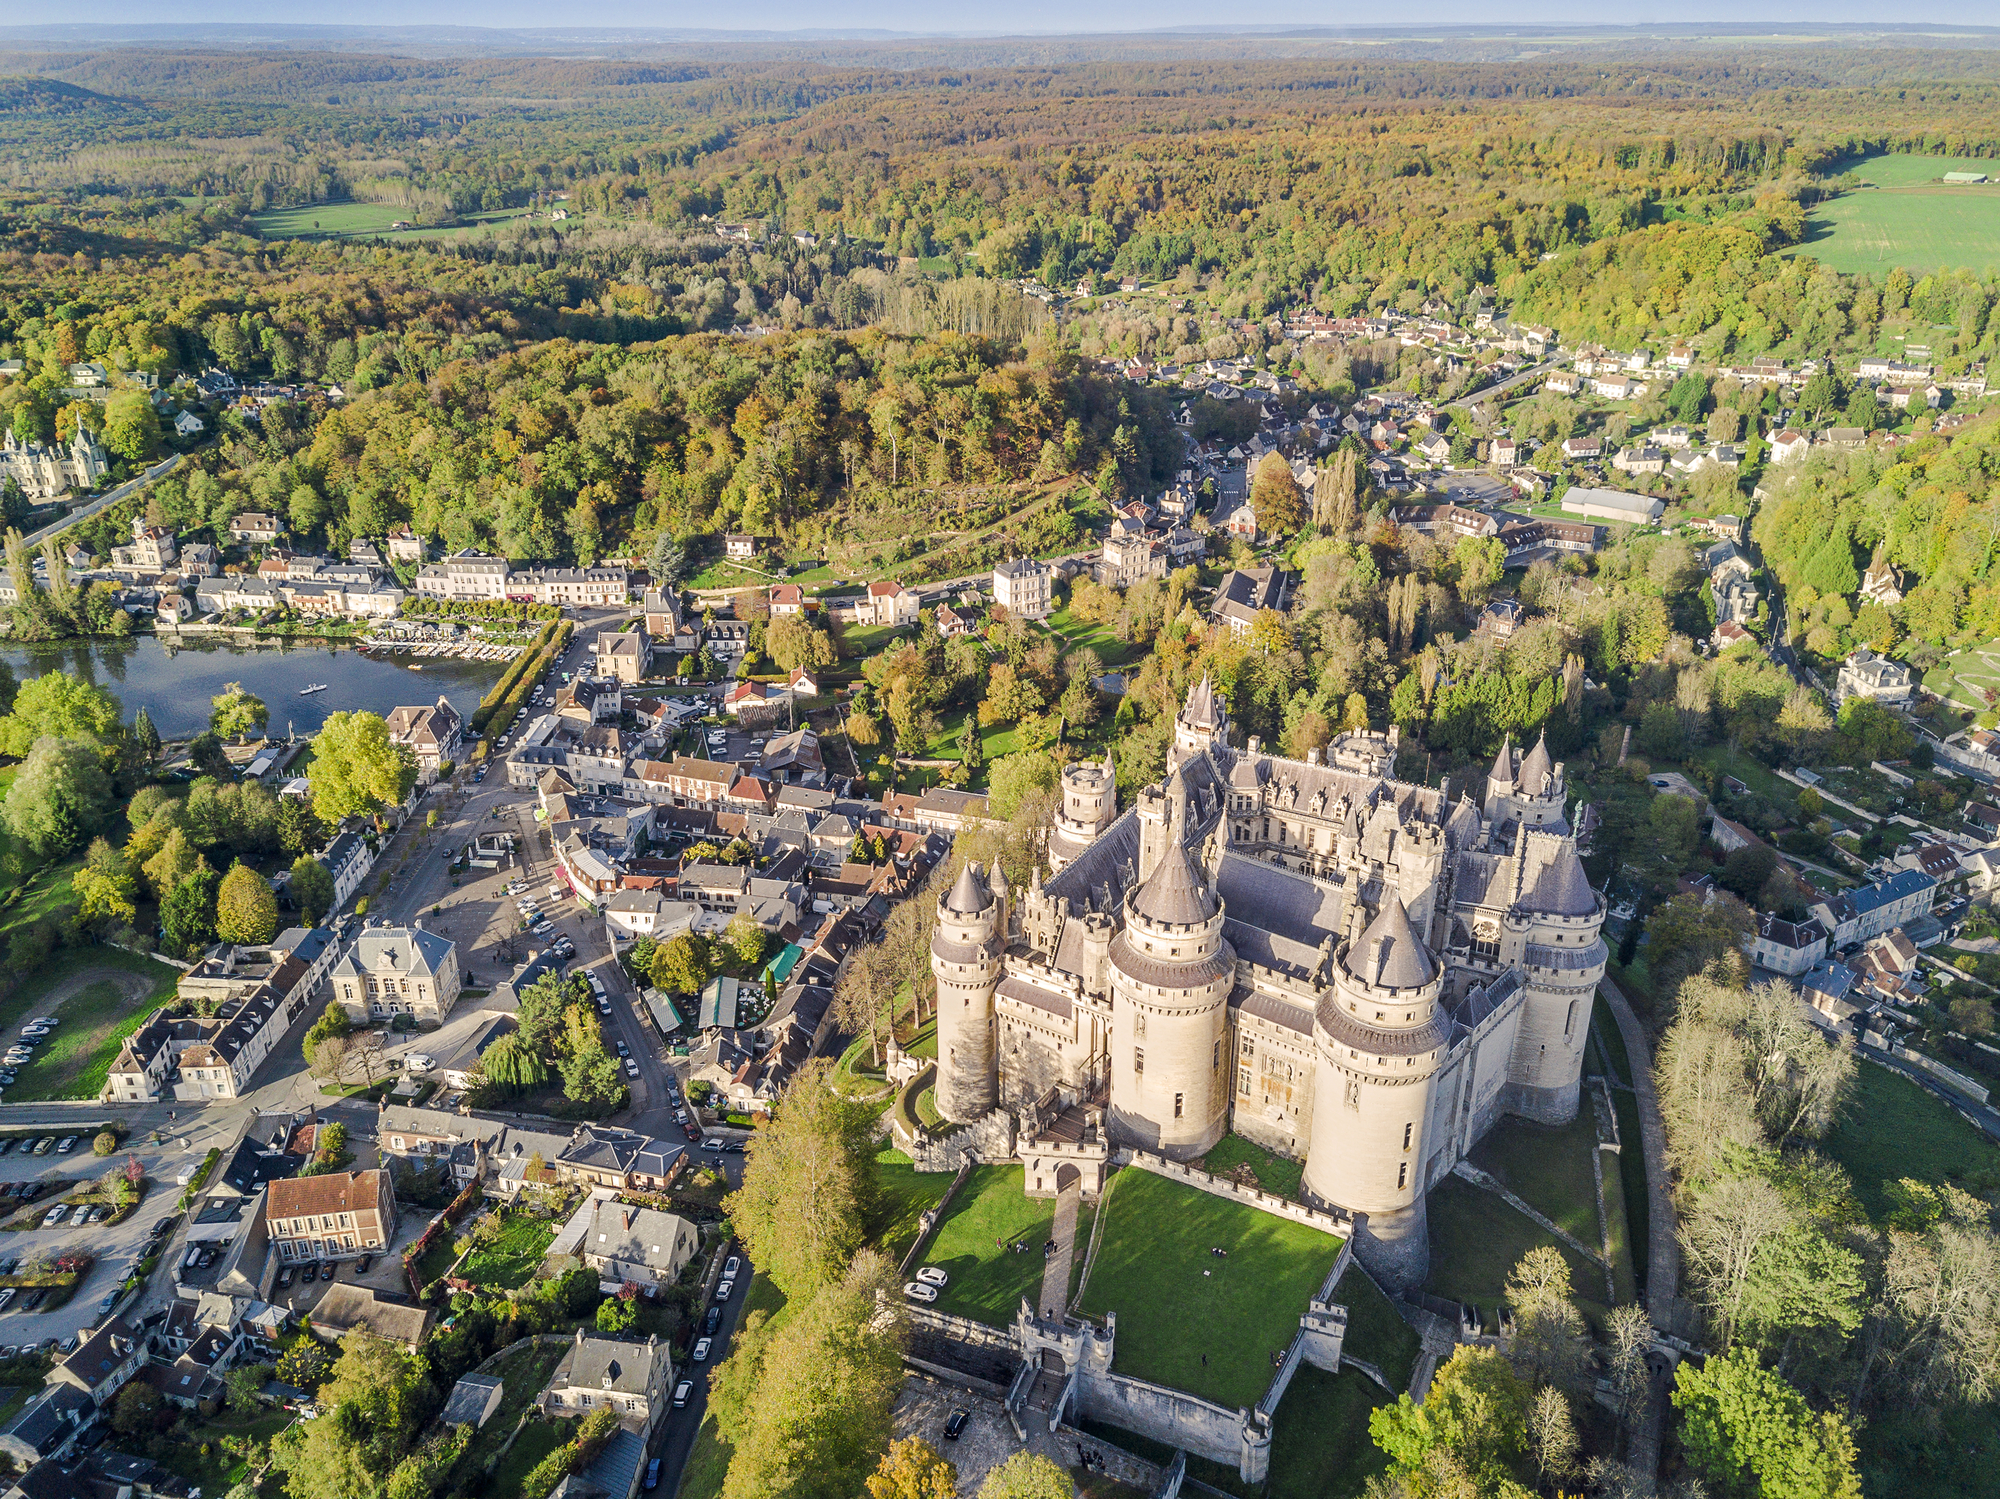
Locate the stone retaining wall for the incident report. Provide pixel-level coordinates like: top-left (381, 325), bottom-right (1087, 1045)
top-left (1112, 1149), bottom-right (1353, 1238)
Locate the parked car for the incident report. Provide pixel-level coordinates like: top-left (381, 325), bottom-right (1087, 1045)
top-left (716, 1278), bottom-right (734, 1301)
top-left (624, 1059), bottom-right (639, 1079)
top-left (19, 1183), bottom-right (40, 1200)
top-left (704, 1305), bottom-right (720, 1335)
top-left (692, 1337), bottom-right (712, 1362)
top-left (42, 1205), bottom-right (67, 1226)
top-left (405, 1055), bottom-right (436, 1075)
top-left (30, 1138), bottom-right (53, 1155)
top-left (300, 1261), bottom-right (318, 1282)
top-left (615, 1041), bottom-right (630, 1057)
top-left (20, 1289), bottom-right (44, 1311)
top-left (277, 1266), bottom-right (294, 1289)
top-left (915, 1267), bottom-right (948, 1287)
top-left (55, 1137), bottom-right (76, 1155)
top-left (0, 1138), bottom-right (14, 1156)
top-left (944, 1409), bottom-right (971, 1441)
top-left (85, 1207), bottom-right (107, 1224)
top-left (357, 1254), bottom-right (373, 1273)
top-left (0, 1290), bottom-right (16, 1313)
top-left (902, 1282), bottom-right (938, 1303)
top-left (724, 1256), bottom-right (741, 1279)
top-left (671, 1384), bottom-right (692, 1411)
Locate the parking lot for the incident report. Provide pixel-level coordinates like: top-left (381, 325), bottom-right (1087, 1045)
top-left (0, 1131), bottom-right (204, 1349)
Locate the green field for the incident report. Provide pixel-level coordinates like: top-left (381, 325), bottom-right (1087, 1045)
top-left (1799, 156), bottom-right (2000, 275)
top-left (918, 1164), bottom-right (1058, 1324)
top-left (251, 201), bottom-right (536, 243)
top-left (1824, 1058), bottom-right (2000, 1223)
top-left (1075, 1167), bottom-right (1344, 1410)
top-left (461, 1212), bottom-right (558, 1290)
top-left (1, 948), bottom-right (181, 1103)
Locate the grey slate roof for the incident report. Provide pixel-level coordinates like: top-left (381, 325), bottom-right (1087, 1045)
top-left (944, 860), bottom-right (991, 915)
top-left (1130, 838), bottom-right (1217, 927)
top-left (1345, 897), bottom-right (1435, 990)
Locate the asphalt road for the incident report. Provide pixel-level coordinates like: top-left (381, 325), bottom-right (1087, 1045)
top-left (22, 455), bottom-right (181, 549)
top-left (651, 1244), bottom-right (754, 1498)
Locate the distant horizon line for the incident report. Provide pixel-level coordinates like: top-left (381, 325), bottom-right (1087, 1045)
top-left (2, 17), bottom-right (1995, 42)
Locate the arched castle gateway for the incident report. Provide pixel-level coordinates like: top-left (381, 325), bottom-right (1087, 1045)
top-left (931, 677), bottom-right (1605, 1288)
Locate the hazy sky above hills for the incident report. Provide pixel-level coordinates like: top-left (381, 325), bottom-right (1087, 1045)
top-left (0, 5), bottom-right (1967, 36)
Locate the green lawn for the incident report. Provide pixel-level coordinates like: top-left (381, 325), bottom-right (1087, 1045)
top-left (1591, 997), bottom-right (1632, 1086)
top-left (1196, 1134), bottom-right (1304, 1200)
top-left (679, 1417), bottom-right (731, 1499)
top-left (1423, 1175), bottom-right (1603, 1329)
top-left (865, 1148), bottom-right (954, 1263)
top-left (462, 1213), bottom-right (557, 1289)
top-left (252, 200), bottom-right (537, 243)
top-left (1046, 606), bottom-right (1144, 670)
top-left (1798, 157), bottom-right (2000, 275)
top-left (1075, 1167), bottom-right (1344, 1410)
top-left (1266, 1365), bottom-right (1395, 1499)
top-left (0, 948), bottom-right (181, 1102)
top-left (1329, 1265), bottom-right (1420, 1391)
top-left (1824, 1059), bottom-right (2000, 1223)
top-left (920, 1165), bottom-right (1057, 1325)
top-left (0, 851), bottom-right (88, 951)
top-left (1467, 1110), bottom-right (1603, 1248)
top-left (489, 1416), bottom-right (575, 1498)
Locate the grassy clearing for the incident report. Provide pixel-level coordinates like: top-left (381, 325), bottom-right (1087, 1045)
top-left (1196, 1134), bottom-right (1304, 1200)
top-left (1591, 997), bottom-right (1632, 1085)
top-left (1424, 1175), bottom-right (1603, 1328)
top-left (1800, 181), bottom-right (2000, 277)
top-left (451, 1339), bottom-right (568, 1487)
top-left (865, 1148), bottom-right (953, 1264)
top-left (1824, 1058), bottom-right (2000, 1223)
top-left (1467, 1110), bottom-right (1603, 1248)
top-left (462, 1213), bottom-right (557, 1290)
top-left (157, 1408), bottom-right (293, 1493)
top-left (252, 200), bottom-right (536, 242)
top-left (1330, 1265), bottom-right (1421, 1391)
top-left (0, 851), bottom-right (87, 950)
top-left (920, 1165), bottom-right (1057, 1325)
top-left (1046, 606), bottom-right (1144, 670)
top-left (1267, 1365), bottom-right (1395, 1499)
top-left (490, 1416), bottom-right (575, 1498)
top-left (1598, 1140), bottom-right (1638, 1305)
top-left (1075, 1167), bottom-right (1343, 1410)
top-left (2, 948), bottom-right (181, 1102)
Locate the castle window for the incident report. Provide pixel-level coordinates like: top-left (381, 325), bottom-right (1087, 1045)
top-left (1134, 1047), bottom-right (1144, 1075)
top-left (1238, 1066), bottom-right (1250, 1095)
top-left (1403, 1122), bottom-right (1413, 1150)
top-left (1397, 1162), bottom-right (1408, 1189)
top-left (1174, 1093), bottom-right (1183, 1119)
top-left (1213, 1040), bottom-right (1220, 1070)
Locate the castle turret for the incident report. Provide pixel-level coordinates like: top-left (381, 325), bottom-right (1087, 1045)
top-left (1171, 673), bottom-right (1229, 767)
top-left (933, 860), bottom-right (1002, 1121)
top-left (1049, 750), bottom-right (1119, 873)
top-left (1303, 896), bottom-right (1449, 1289)
top-left (1107, 789), bottom-right (1235, 1159)
top-left (1482, 729), bottom-right (1569, 834)
top-left (1498, 834), bottom-right (1603, 1124)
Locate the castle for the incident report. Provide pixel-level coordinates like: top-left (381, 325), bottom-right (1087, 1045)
top-left (929, 676), bottom-right (1605, 1287)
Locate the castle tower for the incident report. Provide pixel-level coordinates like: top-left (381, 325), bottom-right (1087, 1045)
top-left (1049, 750), bottom-right (1119, 873)
top-left (1302, 896), bottom-right (1449, 1290)
top-left (1171, 673), bottom-right (1229, 768)
top-left (932, 860), bottom-right (1002, 1122)
top-left (1482, 729), bottom-right (1569, 833)
top-left (1498, 835), bottom-right (1603, 1124)
top-left (1482, 734), bottom-right (1515, 813)
top-left (1107, 790), bottom-right (1235, 1159)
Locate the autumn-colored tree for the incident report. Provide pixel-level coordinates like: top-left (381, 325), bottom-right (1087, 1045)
top-left (216, 863), bottom-right (279, 945)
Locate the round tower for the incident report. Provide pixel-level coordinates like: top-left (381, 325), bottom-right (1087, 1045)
top-left (1049, 750), bottom-right (1119, 873)
top-left (1302, 896), bottom-right (1449, 1290)
top-left (933, 860), bottom-right (1002, 1122)
top-left (1501, 837), bottom-right (1603, 1124)
top-left (1107, 795), bottom-right (1235, 1159)
top-left (1484, 730), bottom-right (1568, 833)
top-left (1171, 672), bottom-right (1229, 767)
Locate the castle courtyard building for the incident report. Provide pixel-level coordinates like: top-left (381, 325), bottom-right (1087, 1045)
top-left (930, 677), bottom-right (1606, 1288)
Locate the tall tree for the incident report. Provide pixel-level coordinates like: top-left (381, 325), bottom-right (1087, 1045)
top-left (1671, 1346), bottom-right (1862, 1499)
top-left (308, 711), bottom-right (417, 825)
top-left (725, 1060), bottom-right (878, 1299)
top-left (215, 863), bottom-right (279, 945)
top-left (289, 855), bottom-right (336, 927)
top-left (210, 682), bottom-right (270, 740)
top-left (2, 737), bottom-right (115, 856)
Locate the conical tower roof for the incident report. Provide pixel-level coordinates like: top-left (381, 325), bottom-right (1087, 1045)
top-left (1343, 895), bottom-right (1436, 990)
top-left (1517, 731), bottom-right (1553, 794)
top-left (1487, 733), bottom-right (1514, 787)
top-left (1131, 794), bottom-right (1218, 927)
top-left (1183, 672), bottom-right (1221, 729)
top-left (943, 860), bottom-right (991, 915)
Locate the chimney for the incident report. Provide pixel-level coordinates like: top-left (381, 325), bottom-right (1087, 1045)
top-left (1306, 748), bottom-right (1320, 766)
top-left (1248, 736), bottom-right (1261, 755)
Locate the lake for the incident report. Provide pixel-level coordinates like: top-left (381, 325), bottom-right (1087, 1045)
top-left (0, 636), bottom-right (507, 740)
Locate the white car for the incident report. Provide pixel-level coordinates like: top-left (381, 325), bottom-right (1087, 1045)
top-left (692, 1337), bottom-right (713, 1362)
top-left (716, 1278), bottom-right (734, 1300)
top-left (915, 1266), bottom-right (949, 1287)
top-left (624, 1059), bottom-right (640, 1079)
top-left (405, 1054), bottom-right (436, 1075)
top-left (674, 1380), bottom-right (693, 1408)
top-left (903, 1282), bottom-right (938, 1303)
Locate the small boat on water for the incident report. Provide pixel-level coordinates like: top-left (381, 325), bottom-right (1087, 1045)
top-left (410, 664), bottom-right (424, 670)
top-left (299, 683), bottom-right (328, 695)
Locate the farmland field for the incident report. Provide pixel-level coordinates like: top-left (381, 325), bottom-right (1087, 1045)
top-left (251, 201), bottom-right (536, 242)
top-left (1798, 155), bottom-right (2000, 276)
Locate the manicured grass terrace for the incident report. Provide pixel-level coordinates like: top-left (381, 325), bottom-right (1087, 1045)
top-left (1074, 1166), bottom-right (1343, 1410)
